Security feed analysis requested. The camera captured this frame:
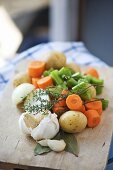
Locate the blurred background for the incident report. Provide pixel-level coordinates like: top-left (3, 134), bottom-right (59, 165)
top-left (0, 0), bottom-right (113, 65)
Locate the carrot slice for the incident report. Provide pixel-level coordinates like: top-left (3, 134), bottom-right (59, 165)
top-left (66, 94), bottom-right (82, 111)
top-left (28, 61), bottom-right (46, 78)
top-left (32, 78), bottom-right (39, 88)
top-left (84, 109), bottom-right (101, 128)
top-left (85, 99), bottom-right (102, 115)
top-left (84, 67), bottom-right (99, 79)
top-left (37, 76), bottom-right (53, 89)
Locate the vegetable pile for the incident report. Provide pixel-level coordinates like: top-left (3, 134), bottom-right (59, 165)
top-left (12, 51), bottom-right (109, 156)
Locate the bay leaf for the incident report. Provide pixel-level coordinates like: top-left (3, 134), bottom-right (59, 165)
top-left (34, 143), bottom-right (51, 155)
top-left (60, 131), bottom-right (79, 157)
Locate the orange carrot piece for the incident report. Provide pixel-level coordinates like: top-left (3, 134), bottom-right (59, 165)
top-left (79, 105), bottom-right (86, 113)
top-left (52, 106), bottom-right (67, 116)
top-left (52, 97), bottom-right (67, 116)
top-left (84, 67), bottom-right (99, 79)
top-left (66, 94), bottom-right (82, 111)
top-left (61, 89), bottom-right (69, 95)
top-left (32, 78), bottom-right (39, 88)
top-left (84, 110), bottom-right (101, 128)
top-left (28, 61), bottom-right (46, 78)
top-left (85, 99), bottom-right (102, 115)
top-left (37, 76), bottom-right (53, 89)
top-left (53, 98), bottom-right (66, 108)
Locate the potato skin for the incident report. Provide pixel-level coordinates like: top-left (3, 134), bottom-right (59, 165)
top-left (13, 73), bottom-right (31, 87)
top-left (89, 85), bottom-right (96, 99)
top-left (59, 111), bottom-right (87, 133)
top-left (46, 51), bottom-right (66, 69)
top-left (66, 63), bottom-right (81, 73)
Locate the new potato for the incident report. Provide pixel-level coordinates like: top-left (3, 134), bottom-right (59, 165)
top-left (66, 63), bottom-right (81, 73)
top-left (46, 51), bottom-right (66, 69)
top-left (59, 111), bottom-right (87, 133)
top-left (13, 72), bottom-right (31, 87)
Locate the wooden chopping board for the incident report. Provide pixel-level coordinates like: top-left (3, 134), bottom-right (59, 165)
top-left (0, 60), bottom-right (113, 170)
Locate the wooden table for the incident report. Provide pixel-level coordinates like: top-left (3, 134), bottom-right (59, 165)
top-left (0, 62), bottom-right (113, 170)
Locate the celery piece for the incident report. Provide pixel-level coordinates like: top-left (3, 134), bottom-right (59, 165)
top-left (59, 67), bottom-right (72, 79)
top-left (102, 99), bottom-right (109, 110)
top-left (72, 82), bottom-right (94, 101)
top-left (43, 68), bottom-right (54, 77)
top-left (78, 78), bottom-right (89, 84)
top-left (84, 75), bottom-right (104, 95)
top-left (72, 72), bottom-right (83, 81)
top-left (50, 70), bottom-right (64, 85)
top-left (83, 75), bottom-right (92, 83)
top-left (67, 78), bottom-right (78, 88)
top-left (89, 77), bottom-right (104, 95)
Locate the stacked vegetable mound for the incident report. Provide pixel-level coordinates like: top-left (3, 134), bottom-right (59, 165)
top-left (12, 51), bottom-right (108, 156)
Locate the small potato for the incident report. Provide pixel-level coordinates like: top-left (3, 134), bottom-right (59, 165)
top-left (46, 51), bottom-right (66, 69)
top-left (59, 111), bottom-right (87, 133)
top-left (13, 72), bottom-right (31, 87)
top-left (66, 63), bottom-right (81, 73)
top-left (89, 85), bottom-right (96, 99)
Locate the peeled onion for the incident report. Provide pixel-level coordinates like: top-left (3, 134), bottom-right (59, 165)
top-left (12, 83), bottom-right (35, 105)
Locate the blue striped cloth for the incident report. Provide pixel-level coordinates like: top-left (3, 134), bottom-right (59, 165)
top-left (0, 42), bottom-right (107, 95)
top-left (0, 42), bottom-right (112, 169)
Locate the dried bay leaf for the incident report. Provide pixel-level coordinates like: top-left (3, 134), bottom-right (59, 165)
top-left (34, 143), bottom-right (51, 155)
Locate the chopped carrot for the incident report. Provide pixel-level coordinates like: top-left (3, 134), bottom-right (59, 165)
top-left (79, 105), bottom-right (86, 113)
top-left (37, 76), bottom-right (53, 89)
top-left (85, 99), bottom-right (102, 115)
top-left (53, 98), bottom-right (66, 108)
top-left (52, 97), bottom-right (67, 116)
top-left (84, 67), bottom-right (99, 79)
top-left (52, 106), bottom-right (67, 117)
top-left (84, 110), bottom-right (101, 128)
top-left (66, 94), bottom-right (82, 111)
top-left (61, 89), bottom-right (69, 95)
top-left (28, 61), bottom-right (46, 78)
top-left (32, 78), bottom-right (39, 88)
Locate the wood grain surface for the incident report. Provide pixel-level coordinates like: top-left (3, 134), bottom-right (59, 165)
top-left (0, 62), bottom-right (113, 170)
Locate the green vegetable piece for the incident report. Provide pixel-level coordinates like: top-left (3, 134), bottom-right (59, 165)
top-left (72, 82), bottom-right (95, 101)
top-left (50, 70), bottom-right (64, 85)
top-left (67, 78), bottom-right (78, 88)
top-left (59, 67), bottom-right (72, 79)
top-left (84, 75), bottom-right (92, 83)
top-left (34, 143), bottom-right (51, 155)
top-left (84, 75), bottom-right (104, 95)
top-left (46, 85), bottom-right (67, 98)
top-left (43, 68), bottom-right (54, 77)
top-left (50, 70), bottom-right (62, 84)
top-left (90, 77), bottom-right (104, 95)
top-left (102, 99), bottom-right (109, 110)
top-left (78, 78), bottom-right (89, 84)
top-left (72, 72), bottom-right (83, 81)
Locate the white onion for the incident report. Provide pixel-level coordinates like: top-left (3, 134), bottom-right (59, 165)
top-left (12, 83), bottom-right (35, 105)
